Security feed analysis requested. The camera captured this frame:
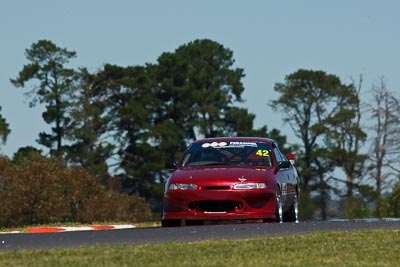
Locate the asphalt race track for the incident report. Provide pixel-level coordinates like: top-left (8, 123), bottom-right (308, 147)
top-left (1, 219), bottom-right (399, 251)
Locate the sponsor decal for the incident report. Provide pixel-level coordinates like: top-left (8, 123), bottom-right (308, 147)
top-left (228, 142), bottom-right (257, 147)
top-left (201, 141), bottom-right (258, 148)
top-left (202, 142), bottom-right (228, 148)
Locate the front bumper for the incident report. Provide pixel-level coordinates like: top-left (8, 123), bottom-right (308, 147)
top-left (162, 189), bottom-right (276, 221)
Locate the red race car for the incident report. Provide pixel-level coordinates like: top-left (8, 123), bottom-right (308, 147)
top-left (161, 137), bottom-right (300, 227)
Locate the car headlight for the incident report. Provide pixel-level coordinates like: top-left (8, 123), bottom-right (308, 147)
top-left (233, 183), bottom-right (267, 190)
top-left (169, 183), bottom-right (198, 190)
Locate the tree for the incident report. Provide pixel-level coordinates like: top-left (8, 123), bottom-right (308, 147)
top-left (155, 39), bottom-right (247, 140)
top-left (365, 78), bottom-right (400, 216)
top-left (0, 107), bottom-right (11, 151)
top-left (224, 107), bottom-right (272, 138)
top-left (325, 75), bottom-right (367, 197)
top-left (65, 67), bottom-right (115, 185)
top-left (381, 181), bottom-right (400, 217)
top-left (11, 146), bottom-right (43, 166)
top-left (11, 40), bottom-right (78, 157)
top-left (86, 64), bottom-right (162, 199)
top-left (271, 69), bottom-right (360, 219)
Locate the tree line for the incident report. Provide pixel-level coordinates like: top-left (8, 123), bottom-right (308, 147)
top-left (0, 39), bottom-right (399, 223)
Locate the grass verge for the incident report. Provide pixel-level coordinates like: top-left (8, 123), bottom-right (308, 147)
top-left (0, 230), bottom-right (399, 266)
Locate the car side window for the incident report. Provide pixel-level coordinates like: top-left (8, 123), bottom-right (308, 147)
top-left (278, 149), bottom-right (289, 162)
top-left (273, 147), bottom-right (282, 163)
top-left (273, 143), bottom-right (290, 165)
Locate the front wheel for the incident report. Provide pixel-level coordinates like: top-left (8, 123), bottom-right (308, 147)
top-left (275, 187), bottom-right (283, 223)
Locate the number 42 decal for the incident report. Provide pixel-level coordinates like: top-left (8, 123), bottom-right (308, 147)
top-left (256, 149), bottom-right (269, 157)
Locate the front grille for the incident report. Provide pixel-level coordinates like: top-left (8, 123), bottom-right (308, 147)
top-left (201, 186), bottom-right (230, 190)
top-left (188, 201), bottom-right (242, 212)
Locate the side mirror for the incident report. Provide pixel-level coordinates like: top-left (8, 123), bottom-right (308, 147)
top-left (165, 162), bottom-right (177, 170)
top-left (278, 161), bottom-right (291, 169)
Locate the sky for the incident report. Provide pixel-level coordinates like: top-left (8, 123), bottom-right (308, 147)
top-left (1, 0), bottom-right (400, 158)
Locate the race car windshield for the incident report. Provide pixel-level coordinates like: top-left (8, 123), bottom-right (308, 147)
top-left (180, 141), bottom-right (272, 167)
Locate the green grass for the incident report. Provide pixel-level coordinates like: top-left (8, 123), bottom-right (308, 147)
top-left (0, 230), bottom-right (398, 267)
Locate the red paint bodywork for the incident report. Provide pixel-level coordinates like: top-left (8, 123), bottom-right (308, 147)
top-left (161, 137), bottom-right (299, 225)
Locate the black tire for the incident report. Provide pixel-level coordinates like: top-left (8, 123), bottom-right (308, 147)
top-left (161, 219), bottom-right (181, 227)
top-left (275, 187), bottom-right (283, 223)
top-left (283, 203), bottom-right (296, 222)
top-left (283, 193), bottom-right (299, 223)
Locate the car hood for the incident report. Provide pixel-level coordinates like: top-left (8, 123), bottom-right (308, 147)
top-left (170, 166), bottom-right (273, 184)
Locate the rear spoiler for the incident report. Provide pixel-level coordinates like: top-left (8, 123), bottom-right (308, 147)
top-left (286, 153), bottom-right (296, 165)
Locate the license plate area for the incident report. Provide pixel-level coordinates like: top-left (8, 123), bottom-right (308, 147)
top-left (188, 201), bottom-right (242, 212)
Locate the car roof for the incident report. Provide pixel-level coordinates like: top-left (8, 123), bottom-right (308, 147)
top-left (192, 137), bottom-right (276, 145)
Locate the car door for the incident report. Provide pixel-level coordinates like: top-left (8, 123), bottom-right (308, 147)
top-left (272, 144), bottom-right (295, 210)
